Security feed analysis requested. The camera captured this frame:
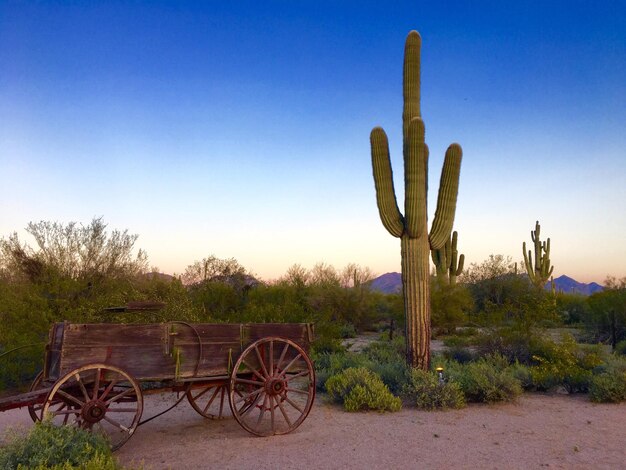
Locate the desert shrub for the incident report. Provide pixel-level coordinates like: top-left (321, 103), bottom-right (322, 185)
top-left (615, 340), bottom-right (626, 356)
top-left (311, 337), bottom-right (345, 356)
top-left (529, 335), bottom-right (603, 393)
top-left (361, 336), bottom-right (405, 364)
top-left (313, 351), bottom-right (370, 391)
top-left (443, 346), bottom-right (476, 364)
top-left (0, 420), bottom-right (118, 469)
top-left (369, 360), bottom-right (409, 395)
top-left (589, 371), bottom-right (626, 403)
top-left (442, 335), bottom-right (477, 348)
top-left (475, 326), bottom-right (553, 364)
top-left (402, 369), bottom-right (465, 410)
top-left (448, 355), bottom-right (522, 403)
top-left (360, 337), bottom-right (409, 394)
top-left (508, 362), bottom-right (535, 390)
top-left (339, 323), bottom-right (357, 338)
top-left (325, 367), bottom-right (401, 412)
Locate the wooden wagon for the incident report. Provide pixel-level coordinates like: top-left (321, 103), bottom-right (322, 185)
top-left (0, 321), bottom-right (316, 450)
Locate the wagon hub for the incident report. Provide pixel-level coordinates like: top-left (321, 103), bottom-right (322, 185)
top-left (265, 377), bottom-right (286, 396)
top-left (82, 400), bottom-right (107, 424)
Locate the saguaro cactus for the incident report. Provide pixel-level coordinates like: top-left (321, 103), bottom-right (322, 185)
top-left (431, 231), bottom-right (465, 286)
top-left (370, 31), bottom-right (462, 369)
top-left (522, 221), bottom-right (554, 289)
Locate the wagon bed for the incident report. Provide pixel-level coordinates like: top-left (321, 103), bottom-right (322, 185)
top-left (1, 321), bottom-right (316, 450)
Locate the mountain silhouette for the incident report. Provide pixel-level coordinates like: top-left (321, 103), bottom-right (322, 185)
top-left (369, 272), bottom-right (604, 296)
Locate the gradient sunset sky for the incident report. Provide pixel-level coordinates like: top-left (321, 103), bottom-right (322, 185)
top-left (1, 1), bottom-right (624, 283)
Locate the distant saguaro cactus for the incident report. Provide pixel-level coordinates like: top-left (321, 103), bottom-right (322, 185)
top-left (370, 31), bottom-right (463, 369)
top-left (432, 231), bottom-right (465, 286)
top-left (522, 221), bottom-right (554, 289)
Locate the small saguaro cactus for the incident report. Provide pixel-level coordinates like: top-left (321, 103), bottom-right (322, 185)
top-left (522, 220), bottom-right (554, 289)
top-left (431, 231), bottom-right (465, 286)
top-left (370, 31), bottom-right (463, 370)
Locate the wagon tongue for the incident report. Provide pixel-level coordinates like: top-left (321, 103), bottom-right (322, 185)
top-left (0, 387), bottom-right (51, 413)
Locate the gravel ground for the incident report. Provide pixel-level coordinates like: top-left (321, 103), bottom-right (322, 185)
top-left (3, 392), bottom-right (624, 469)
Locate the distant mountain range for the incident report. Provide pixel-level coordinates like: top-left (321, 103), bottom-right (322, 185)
top-left (547, 275), bottom-right (604, 296)
top-left (369, 272), bottom-right (604, 296)
top-left (369, 272), bottom-right (403, 294)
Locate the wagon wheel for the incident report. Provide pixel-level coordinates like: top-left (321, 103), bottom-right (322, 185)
top-left (42, 364), bottom-right (143, 451)
top-left (28, 371), bottom-right (46, 422)
top-left (229, 337), bottom-right (315, 436)
top-left (186, 382), bottom-right (230, 419)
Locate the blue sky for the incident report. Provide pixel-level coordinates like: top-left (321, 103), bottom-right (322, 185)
top-left (1, 1), bottom-right (625, 283)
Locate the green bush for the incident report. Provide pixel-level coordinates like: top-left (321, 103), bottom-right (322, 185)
top-left (448, 355), bottom-right (522, 403)
top-left (402, 369), bottom-right (465, 410)
top-left (339, 323), bottom-right (357, 338)
top-left (361, 336), bottom-right (405, 364)
top-left (615, 340), bottom-right (626, 356)
top-left (325, 367), bottom-right (401, 412)
top-left (589, 371), bottom-right (626, 403)
top-left (360, 338), bottom-right (409, 394)
top-left (475, 327), bottom-right (552, 364)
top-left (442, 335), bottom-right (477, 348)
top-left (313, 351), bottom-right (371, 391)
top-left (369, 360), bottom-right (409, 395)
top-left (0, 420), bottom-right (119, 469)
top-left (443, 346), bottom-right (476, 364)
top-left (529, 335), bottom-right (603, 393)
top-left (508, 362), bottom-right (535, 390)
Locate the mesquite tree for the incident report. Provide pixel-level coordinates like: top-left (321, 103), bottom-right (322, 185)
top-left (370, 31), bottom-right (463, 369)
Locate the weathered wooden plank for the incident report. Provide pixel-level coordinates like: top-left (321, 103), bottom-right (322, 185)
top-left (62, 323), bottom-right (164, 347)
top-left (59, 342), bottom-right (240, 381)
top-left (49, 322), bottom-right (314, 382)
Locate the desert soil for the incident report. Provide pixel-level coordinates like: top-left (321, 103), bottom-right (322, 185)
top-left (2, 392), bottom-right (625, 470)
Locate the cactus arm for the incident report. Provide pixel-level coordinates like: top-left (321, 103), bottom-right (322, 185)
top-left (429, 143), bottom-right (462, 250)
top-left (405, 117), bottom-right (428, 237)
top-left (523, 242), bottom-right (534, 279)
top-left (456, 253), bottom-right (465, 276)
top-left (371, 127), bottom-right (405, 238)
top-left (402, 31), bottom-right (422, 138)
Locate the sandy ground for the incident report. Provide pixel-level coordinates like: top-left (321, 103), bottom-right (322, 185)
top-left (2, 392), bottom-right (625, 470)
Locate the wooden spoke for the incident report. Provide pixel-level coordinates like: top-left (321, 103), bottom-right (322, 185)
top-left (239, 393), bottom-right (263, 418)
top-left (202, 387), bottom-right (221, 413)
top-left (256, 395), bottom-right (269, 427)
top-left (57, 389), bottom-right (85, 408)
top-left (278, 354), bottom-right (302, 378)
top-left (229, 337), bottom-right (315, 437)
top-left (284, 395), bottom-right (304, 413)
top-left (43, 364), bottom-right (142, 451)
top-left (242, 360), bottom-right (266, 382)
top-left (276, 399), bottom-right (292, 427)
top-left (186, 382), bottom-right (231, 420)
top-left (234, 377), bottom-right (264, 387)
top-left (284, 370), bottom-right (310, 382)
top-left (75, 373), bottom-right (91, 403)
top-left (99, 379), bottom-right (118, 402)
top-left (92, 369), bottom-right (101, 400)
top-left (234, 387), bottom-right (263, 405)
top-left (50, 408), bottom-right (81, 416)
top-left (275, 342), bottom-right (290, 374)
top-left (269, 340), bottom-right (274, 375)
top-left (254, 345), bottom-right (269, 378)
top-left (103, 415), bottom-right (131, 433)
top-left (105, 387), bottom-right (136, 406)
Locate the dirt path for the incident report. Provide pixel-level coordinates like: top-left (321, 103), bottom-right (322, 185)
top-left (4, 392), bottom-right (624, 469)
